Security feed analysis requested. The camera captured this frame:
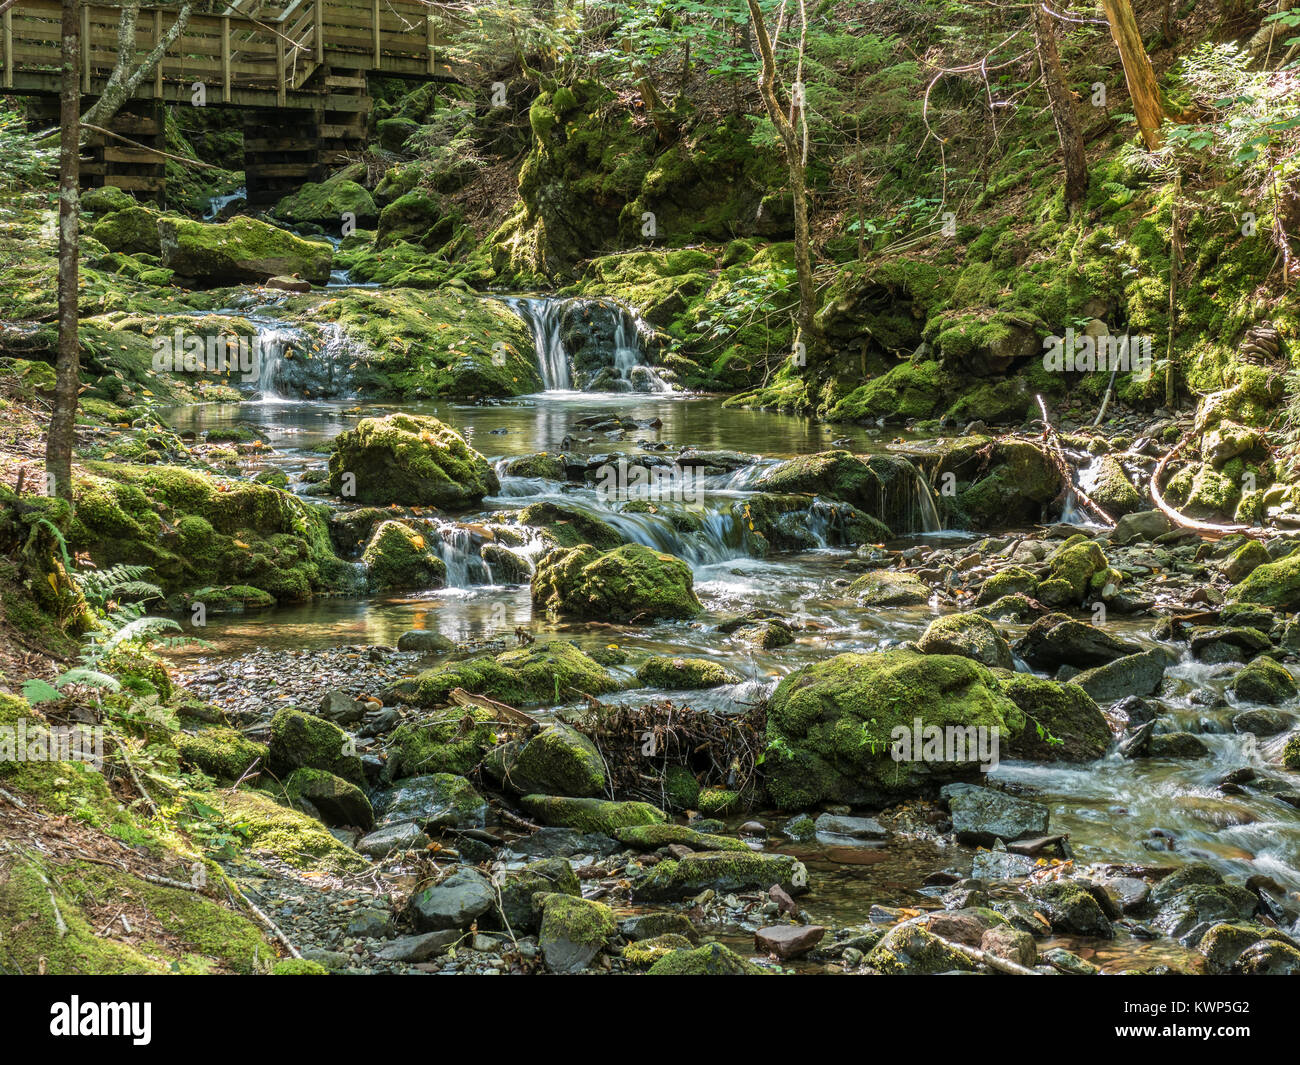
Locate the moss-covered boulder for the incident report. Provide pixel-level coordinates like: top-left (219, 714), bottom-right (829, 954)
top-left (520, 794), bottom-right (666, 835)
top-left (532, 542), bottom-right (701, 621)
top-left (646, 942), bottom-right (766, 975)
top-left (391, 641), bottom-right (618, 707)
top-left (70, 463), bottom-right (355, 603)
top-left (995, 671), bottom-right (1112, 762)
top-left (937, 439), bottom-right (1061, 529)
top-left (373, 772), bottom-right (486, 830)
top-left (491, 723), bottom-right (606, 797)
top-left (158, 216), bottom-right (333, 285)
top-left (91, 206), bottom-right (162, 256)
top-left (538, 893), bottom-right (617, 973)
top-left (272, 175), bottom-right (378, 228)
top-left (328, 413), bottom-right (498, 508)
top-left (635, 656), bottom-right (741, 689)
top-left (175, 726), bottom-right (267, 782)
top-left (1229, 655), bottom-right (1298, 703)
top-left (1046, 538), bottom-right (1109, 603)
top-left (612, 823), bottom-right (750, 852)
top-left (917, 612), bottom-right (1013, 669)
top-left (212, 788), bottom-right (367, 873)
top-left (848, 570), bottom-right (931, 607)
top-left (488, 858), bottom-right (581, 932)
top-left (517, 500), bottom-right (625, 550)
top-left (268, 708), bottom-right (363, 786)
top-left (865, 923), bottom-right (975, 975)
top-left (634, 851), bottom-right (806, 901)
top-left (764, 650), bottom-right (1024, 808)
top-left (361, 520), bottom-right (447, 591)
top-left (1226, 550), bottom-right (1300, 612)
top-left (283, 767), bottom-right (374, 829)
top-left (380, 705), bottom-right (499, 780)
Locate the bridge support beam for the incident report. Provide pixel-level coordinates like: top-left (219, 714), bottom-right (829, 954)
top-left (28, 97), bottom-right (167, 205)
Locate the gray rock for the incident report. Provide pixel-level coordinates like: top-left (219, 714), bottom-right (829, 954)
top-left (945, 784), bottom-right (1049, 845)
top-left (500, 827), bottom-right (618, 859)
top-left (1014, 614), bottom-right (1139, 669)
top-left (410, 868), bottom-right (494, 931)
top-left (813, 813), bottom-right (888, 842)
top-left (1111, 510), bottom-right (1170, 544)
top-left (356, 820), bottom-right (429, 857)
top-left (373, 930), bottom-right (460, 962)
top-left (1069, 648), bottom-right (1170, 702)
top-left (318, 689), bottom-right (365, 725)
top-left (971, 847), bottom-right (1037, 881)
top-left (374, 773), bottom-right (487, 830)
top-left (346, 908), bottom-right (392, 939)
top-left (1026, 880), bottom-right (1114, 938)
top-left (396, 630), bottom-right (456, 653)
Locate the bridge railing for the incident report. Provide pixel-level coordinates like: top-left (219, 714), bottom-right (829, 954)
top-left (1, 0), bottom-right (456, 101)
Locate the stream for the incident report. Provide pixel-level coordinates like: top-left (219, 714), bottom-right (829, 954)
top-left (156, 292), bottom-right (1300, 974)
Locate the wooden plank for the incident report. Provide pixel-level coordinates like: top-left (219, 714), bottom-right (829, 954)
top-left (3, 8), bottom-right (12, 89)
top-left (222, 15), bottom-right (231, 102)
top-left (276, 34), bottom-right (286, 107)
top-left (372, 0), bottom-right (380, 66)
top-left (154, 10), bottom-right (164, 96)
top-left (80, 4), bottom-right (90, 93)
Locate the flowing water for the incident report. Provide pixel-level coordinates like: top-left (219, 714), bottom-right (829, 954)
top-left (157, 293), bottom-right (1300, 970)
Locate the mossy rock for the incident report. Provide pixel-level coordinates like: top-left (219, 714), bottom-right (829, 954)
top-left (267, 707), bottom-right (364, 786)
top-left (1228, 655), bottom-right (1297, 703)
top-left (532, 542), bottom-right (701, 621)
top-left (646, 941), bottom-right (766, 975)
top-left (765, 650), bottom-right (1025, 808)
top-left (613, 824), bottom-right (749, 852)
top-left (538, 892), bottom-right (617, 973)
top-left (492, 723), bottom-right (606, 797)
top-left (328, 413), bottom-right (499, 509)
top-left (502, 452), bottom-right (567, 480)
top-left (361, 519), bottom-right (447, 591)
top-left (282, 767), bottom-right (374, 829)
top-left (175, 726), bottom-right (268, 782)
top-left (91, 206), bottom-right (162, 256)
top-left (917, 612), bottom-right (1013, 669)
top-left (696, 787), bottom-right (744, 817)
top-left (634, 851), bottom-right (804, 901)
top-left (211, 789), bottom-right (367, 874)
top-left (635, 656), bottom-right (741, 689)
top-left (392, 641), bottom-right (618, 708)
top-left (1226, 550), bottom-right (1300, 612)
top-left (272, 175), bottom-right (378, 227)
top-left (994, 670), bottom-right (1112, 762)
top-left (487, 858), bottom-right (581, 932)
top-left (848, 570), bottom-right (931, 607)
top-left (380, 705), bottom-right (499, 780)
top-left (520, 794), bottom-right (666, 835)
top-left (271, 959), bottom-right (331, 975)
top-left (1047, 539), bottom-right (1109, 603)
top-left (158, 216), bottom-right (333, 286)
top-left (753, 450), bottom-right (923, 533)
top-left (517, 500), bottom-right (624, 550)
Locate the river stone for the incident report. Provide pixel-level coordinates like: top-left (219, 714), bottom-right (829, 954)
top-left (1068, 648), bottom-right (1170, 703)
top-left (283, 767), bottom-right (374, 829)
top-left (1147, 731), bottom-right (1210, 758)
top-left (1111, 510), bottom-right (1170, 544)
top-left (613, 823), bottom-right (750, 852)
top-left (755, 924), bottom-right (826, 959)
top-left (1234, 940), bottom-right (1300, 974)
top-left (1043, 947), bottom-right (1100, 975)
top-left (1225, 550), bottom-right (1300, 612)
top-left (633, 851), bottom-right (806, 901)
top-left (1153, 885), bottom-right (1258, 945)
top-left (813, 813), bottom-right (888, 842)
top-left (917, 612), bottom-right (1013, 670)
top-left (531, 542), bottom-right (702, 621)
top-left (645, 942), bottom-right (766, 975)
top-left (1103, 876), bottom-right (1151, 914)
top-left (997, 670), bottom-right (1112, 762)
top-left (346, 908), bottom-right (392, 939)
top-left (1013, 614), bottom-right (1139, 669)
top-left (848, 569), bottom-right (931, 606)
top-left (1198, 922), bottom-right (1271, 974)
top-left (158, 215), bottom-right (333, 285)
top-left (980, 925), bottom-right (1037, 968)
top-left (1232, 708), bottom-right (1293, 736)
top-left (500, 826), bottom-right (618, 859)
top-left (945, 784), bottom-right (1049, 845)
top-left (537, 894), bottom-right (616, 973)
top-left (268, 707), bottom-right (364, 786)
top-left (619, 912), bottom-right (698, 942)
top-left (375, 773), bottom-right (487, 830)
top-left (520, 795), bottom-right (666, 835)
top-left (356, 820), bottom-right (429, 857)
top-left (1228, 654), bottom-right (1298, 703)
top-left (971, 847), bottom-right (1037, 881)
top-left (318, 689), bottom-right (365, 725)
top-left (865, 924), bottom-right (975, 975)
top-left (1025, 880), bottom-right (1114, 938)
top-left (1189, 626), bottom-right (1272, 663)
top-left (396, 630), bottom-right (456, 653)
top-left (410, 867), bottom-right (494, 931)
top-left (373, 930), bottom-right (460, 963)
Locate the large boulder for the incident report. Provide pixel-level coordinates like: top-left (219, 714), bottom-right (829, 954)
top-left (1225, 549), bottom-right (1300, 612)
top-left (1013, 614), bottom-right (1139, 670)
top-left (488, 723), bottom-right (606, 797)
top-left (764, 650), bottom-right (1024, 808)
top-left (390, 641), bottom-right (618, 708)
top-left (917, 612), bottom-right (1013, 669)
top-left (158, 216), bottom-right (333, 285)
top-left (91, 206), bottom-right (162, 255)
top-left (328, 413), bottom-right (499, 508)
top-left (272, 174), bottom-right (378, 228)
top-left (753, 450), bottom-right (930, 533)
top-left (1068, 648), bottom-right (1171, 703)
top-left (268, 708), bottom-right (363, 786)
top-left (532, 542), bottom-right (701, 621)
top-left (995, 671), bottom-right (1112, 762)
top-left (361, 520), bottom-right (447, 591)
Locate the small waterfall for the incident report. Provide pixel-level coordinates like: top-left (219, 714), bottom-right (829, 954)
top-left (204, 186), bottom-right (247, 221)
top-left (498, 295), bottom-right (672, 394)
top-left (252, 325), bottom-right (306, 399)
top-left (248, 322), bottom-right (355, 400)
top-left (1062, 453), bottom-right (1104, 526)
top-left (503, 296), bottom-right (572, 391)
top-left (428, 521), bottom-right (495, 587)
top-left (911, 462), bottom-right (943, 534)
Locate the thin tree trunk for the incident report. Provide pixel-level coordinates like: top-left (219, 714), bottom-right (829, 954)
top-left (47, 0), bottom-right (80, 503)
top-left (1099, 0), bottom-right (1165, 150)
top-left (1166, 170), bottom-right (1180, 409)
top-left (1033, 2), bottom-right (1087, 214)
top-left (82, 1), bottom-right (195, 133)
top-left (746, 0), bottom-right (818, 354)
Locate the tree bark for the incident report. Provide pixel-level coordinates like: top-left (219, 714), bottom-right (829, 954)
top-left (745, 0), bottom-right (818, 355)
top-left (1099, 0), bottom-right (1165, 150)
top-left (47, 0), bottom-right (81, 503)
top-left (1033, 3), bottom-right (1087, 214)
top-left (82, 1), bottom-right (195, 134)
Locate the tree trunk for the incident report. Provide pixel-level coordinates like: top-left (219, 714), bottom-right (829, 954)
top-left (47, 0), bottom-right (80, 503)
top-left (1099, 0), bottom-right (1165, 150)
top-left (745, 0), bottom-right (818, 355)
top-left (1033, 3), bottom-right (1087, 214)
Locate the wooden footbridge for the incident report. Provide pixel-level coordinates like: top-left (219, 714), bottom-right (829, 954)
top-left (1, 0), bottom-right (461, 203)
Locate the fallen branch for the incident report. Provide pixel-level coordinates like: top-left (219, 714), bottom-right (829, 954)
top-left (1149, 419), bottom-right (1255, 538)
top-left (1035, 395), bottom-right (1115, 526)
top-left (928, 931), bottom-right (1040, 975)
top-left (449, 687), bottom-right (538, 727)
top-left (78, 123), bottom-right (221, 170)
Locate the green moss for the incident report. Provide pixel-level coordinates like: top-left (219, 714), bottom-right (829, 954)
top-left (520, 794), bottom-right (666, 835)
top-left (271, 958), bottom-right (330, 974)
top-left (175, 727), bottom-right (267, 782)
top-left (328, 413), bottom-right (499, 508)
top-left (635, 656), bottom-right (741, 689)
top-left (362, 520), bottom-right (447, 591)
top-left (211, 789), bottom-right (366, 873)
top-left (268, 708), bottom-right (364, 785)
top-left (157, 216), bottom-right (333, 285)
top-left (1226, 550), bottom-right (1300, 611)
top-left (517, 501), bottom-right (625, 550)
top-left (381, 705), bottom-right (499, 780)
top-left (394, 641), bottom-right (618, 708)
top-left (646, 942), bottom-right (765, 975)
top-left (612, 823), bottom-right (749, 852)
top-left (532, 543), bottom-right (701, 621)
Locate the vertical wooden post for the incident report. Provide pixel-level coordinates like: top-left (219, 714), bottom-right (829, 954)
top-left (2, 7), bottom-right (12, 90)
top-left (153, 9), bottom-right (163, 96)
top-left (314, 0), bottom-right (324, 63)
top-left (426, 11), bottom-right (435, 75)
top-left (222, 15), bottom-right (231, 103)
top-left (277, 33), bottom-right (286, 107)
top-left (80, 3), bottom-right (90, 92)
top-left (372, 0), bottom-right (380, 67)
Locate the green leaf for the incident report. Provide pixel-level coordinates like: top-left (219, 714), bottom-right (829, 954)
top-left (20, 679), bottom-right (61, 704)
